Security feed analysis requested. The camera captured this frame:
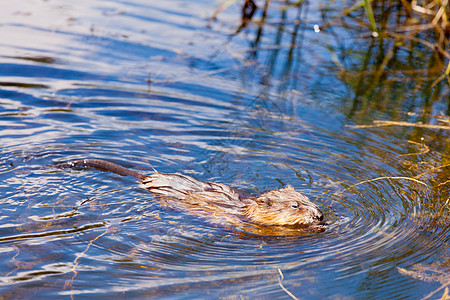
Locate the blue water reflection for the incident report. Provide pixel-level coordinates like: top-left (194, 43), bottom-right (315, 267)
top-left (0, 0), bottom-right (448, 299)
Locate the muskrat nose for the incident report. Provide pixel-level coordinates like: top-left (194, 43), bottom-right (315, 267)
top-left (316, 211), bottom-right (324, 222)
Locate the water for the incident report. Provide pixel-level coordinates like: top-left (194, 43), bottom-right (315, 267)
top-left (0, 0), bottom-right (448, 298)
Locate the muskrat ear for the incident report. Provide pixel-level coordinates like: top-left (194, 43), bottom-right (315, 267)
top-left (255, 196), bottom-right (271, 206)
top-left (285, 184), bottom-right (295, 191)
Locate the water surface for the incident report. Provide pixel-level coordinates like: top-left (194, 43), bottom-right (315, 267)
top-left (0, 0), bottom-right (448, 299)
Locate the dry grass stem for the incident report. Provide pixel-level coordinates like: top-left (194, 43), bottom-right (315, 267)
top-left (344, 176), bottom-right (430, 192)
top-left (278, 269), bottom-right (300, 300)
top-left (346, 120), bottom-right (450, 130)
top-left (411, 0), bottom-right (435, 15)
top-left (398, 140), bottom-right (430, 157)
top-left (64, 228), bottom-right (109, 292)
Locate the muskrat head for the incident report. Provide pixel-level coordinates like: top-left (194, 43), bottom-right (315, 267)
top-left (244, 185), bottom-right (324, 226)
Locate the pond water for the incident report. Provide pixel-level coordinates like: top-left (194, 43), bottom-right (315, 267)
top-left (0, 0), bottom-right (448, 299)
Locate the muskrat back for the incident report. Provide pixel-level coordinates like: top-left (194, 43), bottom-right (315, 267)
top-left (55, 159), bottom-right (324, 228)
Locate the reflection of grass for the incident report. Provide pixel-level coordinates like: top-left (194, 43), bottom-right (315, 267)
top-left (209, 0), bottom-right (238, 22)
top-left (210, 0), bottom-right (450, 87)
top-left (346, 0), bottom-right (450, 86)
top-left (398, 264), bottom-right (450, 300)
top-left (209, 1), bottom-right (449, 133)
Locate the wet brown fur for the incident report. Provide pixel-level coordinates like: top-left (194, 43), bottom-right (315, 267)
top-left (56, 159), bottom-right (324, 228)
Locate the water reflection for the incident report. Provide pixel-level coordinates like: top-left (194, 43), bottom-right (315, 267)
top-left (0, 0), bottom-right (448, 299)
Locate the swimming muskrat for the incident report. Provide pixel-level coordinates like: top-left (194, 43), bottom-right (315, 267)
top-left (55, 159), bottom-right (324, 228)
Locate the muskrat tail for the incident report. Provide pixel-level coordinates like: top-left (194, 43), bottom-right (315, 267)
top-left (54, 158), bottom-right (146, 180)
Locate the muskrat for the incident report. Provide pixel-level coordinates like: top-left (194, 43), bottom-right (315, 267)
top-left (55, 159), bottom-right (324, 228)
